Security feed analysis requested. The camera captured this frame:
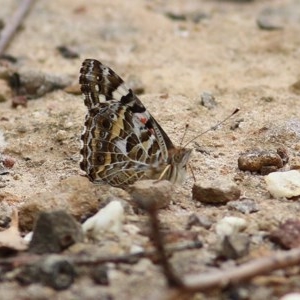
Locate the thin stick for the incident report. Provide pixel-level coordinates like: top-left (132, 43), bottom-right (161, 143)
top-left (183, 247), bottom-right (300, 291)
top-left (0, 0), bottom-right (35, 55)
top-left (0, 240), bottom-right (201, 267)
top-left (147, 204), bottom-right (184, 287)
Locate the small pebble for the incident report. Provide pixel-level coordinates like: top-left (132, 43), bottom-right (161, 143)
top-left (57, 46), bottom-right (79, 59)
top-left (238, 149), bottom-right (285, 174)
top-left (280, 293), bottom-right (300, 300)
top-left (40, 255), bottom-right (75, 290)
top-left (215, 216), bottom-right (247, 237)
top-left (11, 95), bottom-right (27, 108)
top-left (64, 121), bottom-right (74, 129)
top-left (130, 244), bottom-right (144, 255)
top-left (164, 10), bottom-right (209, 23)
top-left (257, 3), bottom-right (300, 31)
top-left (230, 118), bottom-right (244, 130)
top-left (186, 213), bottom-right (212, 230)
top-left (269, 219), bottom-right (300, 249)
top-left (265, 170), bottom-right (300, 198)
top-left (55, 130), bottom-right (68, 142)
top-left (227, 198), bottom-right (259, 214)
top-left (192, 178), bottom-right (241, 204)
top-left (200, 91), bottom-right (217, 110)
top-left (217, 233), bottom-right (250, 259)
top-left (2, 155), bottom-right (16, 169)
top-left (8, 69), bottom-right (72, 99)
top-left (17, 255), bottom-right (75, 290)
top-left (92, 264), bottom-right (109, 285)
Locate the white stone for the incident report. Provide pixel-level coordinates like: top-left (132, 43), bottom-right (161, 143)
top-left (130, 244), bottom-right (144, 254)
top-left (280, 293), bottom-right (300, 300)
top-left (82, 201), bottom-right (124, 240)
top-left (23, 231), bottom-right (33, 243)
top-left (64, 121), bottom-right (74, 129)
top-left (215, 216), bottom-right (247, 237)
top-left (265, 170), bottom-right (300, 198)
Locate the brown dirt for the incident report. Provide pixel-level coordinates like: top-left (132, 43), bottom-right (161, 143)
top-left (1, 0), bottom-right (300, 299)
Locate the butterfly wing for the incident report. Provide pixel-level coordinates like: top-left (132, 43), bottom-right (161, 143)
top-left (79, 59), bottom-right (175, 186)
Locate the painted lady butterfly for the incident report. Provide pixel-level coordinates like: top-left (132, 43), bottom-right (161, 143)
top-left (79, 59), bottom-right (192, 187)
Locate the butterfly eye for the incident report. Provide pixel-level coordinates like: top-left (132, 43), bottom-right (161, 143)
top-left (174, 154), bottom-right (181, 162)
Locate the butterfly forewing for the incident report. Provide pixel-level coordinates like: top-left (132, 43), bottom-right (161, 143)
top-left (79, 59), bottom-right (190, 187)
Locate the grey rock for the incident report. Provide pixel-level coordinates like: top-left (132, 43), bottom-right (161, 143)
top-left (29, 210), bottom-right (84, 254)
top-left (200, 91), bottom-right (217, 110)
top-left (227, 198), bottom-right (259, 214)
top-left (92, 265), bottom-right (109, 285)
top-left (217, 233), bottom-right (250, 259)
top-left (257, 3), bottom-right (300, 31)
top-left (186, 213), bottom-right (212, 230)
top-left (17, 255), bottom-right (75, 290)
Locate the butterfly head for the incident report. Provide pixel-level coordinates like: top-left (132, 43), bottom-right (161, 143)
top-left (167, 147), bottom-right (192, 184)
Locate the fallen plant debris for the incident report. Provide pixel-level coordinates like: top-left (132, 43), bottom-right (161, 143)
top-left (142, 203), bottom-right (300, 293)
top-left (0, 205), bottom-right (299, 294)
top-left (0, 0), bottom-right (35, 55)
top-left (0, 209), bottom-right (27, 254)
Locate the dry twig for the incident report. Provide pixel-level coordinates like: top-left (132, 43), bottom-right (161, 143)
top-left (144, 201), bottom-right (300, 292)
top-left (0, 239), bottom-right (201, 268)
top-left (146, 204), bottom-right (185, 287)
top-left (0, 0), bottom-right (35, 55)
top-left (183, 247), bottom-right (300, 291)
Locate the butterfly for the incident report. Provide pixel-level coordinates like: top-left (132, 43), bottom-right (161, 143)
top-left (79, 59), bottom-right (192, 187)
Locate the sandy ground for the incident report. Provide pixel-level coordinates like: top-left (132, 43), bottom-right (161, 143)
top-left (1, 0), bottom-right (300, 299)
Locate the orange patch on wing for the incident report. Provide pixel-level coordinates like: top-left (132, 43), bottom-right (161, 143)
top-left (139, 117), bottom-right (147, 124)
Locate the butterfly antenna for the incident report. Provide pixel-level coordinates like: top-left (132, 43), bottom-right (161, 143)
top-left (179, 124), bottom-right (189, 147)
top-left (183, 108), bottom-right (240, 148)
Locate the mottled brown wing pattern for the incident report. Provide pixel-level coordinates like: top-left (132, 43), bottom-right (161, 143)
top-left (79, 59), bottom-right (191, 187)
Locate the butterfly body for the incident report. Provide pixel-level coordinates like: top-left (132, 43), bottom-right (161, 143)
top-left (79, 59), bottom-right (191, 187)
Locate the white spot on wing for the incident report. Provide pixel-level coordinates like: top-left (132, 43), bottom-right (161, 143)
top-left (79, 140), bottom-right (84, 150)
top-left (115, 139), bottom-right (127, 155)
top-left (99, 94), bottom-right (106, 103)
top-left (112, 83), bottom-right (129, 101)
top-left (103, 67), bottom-right (110, 76)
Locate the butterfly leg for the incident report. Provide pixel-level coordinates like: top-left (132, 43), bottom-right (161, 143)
top-left (188, 163), bottom-right (196, 182)
top-left (158, 164), bottom-right (171, 181)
